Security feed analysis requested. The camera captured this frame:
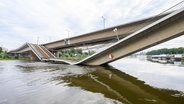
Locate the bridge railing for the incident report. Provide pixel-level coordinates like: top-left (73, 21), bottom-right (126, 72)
top-left (27, 43), bottom-right (43, 60)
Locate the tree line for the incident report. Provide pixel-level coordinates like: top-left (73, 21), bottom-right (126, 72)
top-left (0, 47), bottom-right (15, 60)
top-left (0, 47), bottom-right (3, 53)
top-left (146, 47), bottom-right (184, 55)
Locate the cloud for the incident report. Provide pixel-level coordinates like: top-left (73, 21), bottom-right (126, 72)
top-left (0, 0), bottom-right (183, 50)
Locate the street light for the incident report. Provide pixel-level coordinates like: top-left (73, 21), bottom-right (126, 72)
top-left (37, 36), bottom-right (39, 45)
top-left (113, 28), bottom-right (119, 41)
top-left (65, 30), bottom-right (70, 45)
top-left (102, 16), bottom-right (106, 29)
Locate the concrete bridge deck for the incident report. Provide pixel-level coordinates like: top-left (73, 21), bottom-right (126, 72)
top-left (10, 13), bottom-right (168, 53)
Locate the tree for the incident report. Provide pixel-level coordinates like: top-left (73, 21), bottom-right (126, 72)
top-left (70, 48), bottom-right (76, 54)
top-left (146, 47), bottom-right (184, 55)
top-left (0, 47), bottom-right (2, 53)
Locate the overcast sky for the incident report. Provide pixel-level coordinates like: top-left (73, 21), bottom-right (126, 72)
top-left (0, 0), bottom-right (184, 51)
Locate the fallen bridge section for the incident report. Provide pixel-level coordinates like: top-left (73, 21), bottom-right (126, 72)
top-left (78, 8), bottom-right (184, 65)
top-left (27, 43), bottom-right (56, 61)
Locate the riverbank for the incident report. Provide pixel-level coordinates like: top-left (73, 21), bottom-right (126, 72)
top-left (0, 53), bottom-right (27, 60)
top-left (0, 52), bottom-right (15, 60)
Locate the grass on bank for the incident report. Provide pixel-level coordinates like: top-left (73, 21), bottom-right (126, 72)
top-left (0, 52), bottom-right (16, 60)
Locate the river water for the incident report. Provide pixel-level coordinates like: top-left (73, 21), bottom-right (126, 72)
top-left (0, 58), bottom-right (184, 104)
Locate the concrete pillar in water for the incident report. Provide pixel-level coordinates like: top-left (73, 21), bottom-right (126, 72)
top-left (55, 51), bottom-right (60, 58)
top-left (14, 53), bottom-right (20, 59)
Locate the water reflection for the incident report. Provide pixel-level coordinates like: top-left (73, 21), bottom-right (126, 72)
top-left (110, 58), bottom-right (184, 92)
top-left (0, 60), bottom-right (184, 104)
top-left (53, 65), bottom-right (184, 104)
top-left (0, 61), bottom-right (122, 104)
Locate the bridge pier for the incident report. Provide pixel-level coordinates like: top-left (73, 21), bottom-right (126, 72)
top-left (13, 53), bottom-right (20, 59)
top-left (51, 50), bottom-right (60, 58)
top-left (53, 51), bottom-right (60, 58)
top-left (57, 51), bottom-right (60, 58)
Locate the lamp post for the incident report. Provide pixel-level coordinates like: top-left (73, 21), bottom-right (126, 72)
top-left (65, 30), bottom-right (70, 45)
top-left (49, 36), bottom-right (52, 42)
top-left (102, 16), bottom-right (106, 29)
top-left (37, 36), bottom-right (39, 45)
top-left (113, 28), bottom-right (119, 41)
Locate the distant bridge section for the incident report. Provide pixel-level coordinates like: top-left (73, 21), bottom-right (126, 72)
top-left (27, 43), bottom-right (56, 61)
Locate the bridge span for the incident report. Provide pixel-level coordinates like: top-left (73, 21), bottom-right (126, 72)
top-left (10, 6), bottom-right (184, 65)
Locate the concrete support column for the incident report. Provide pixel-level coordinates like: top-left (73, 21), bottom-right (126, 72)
top-left (54, 51), bottom-right (60, 58)
top-left (14, 53), bottom-right (20, 59)
top-left (18, 54), bottom-right (21, 59)
top-left (51, 50), bottom-right (60, 58)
